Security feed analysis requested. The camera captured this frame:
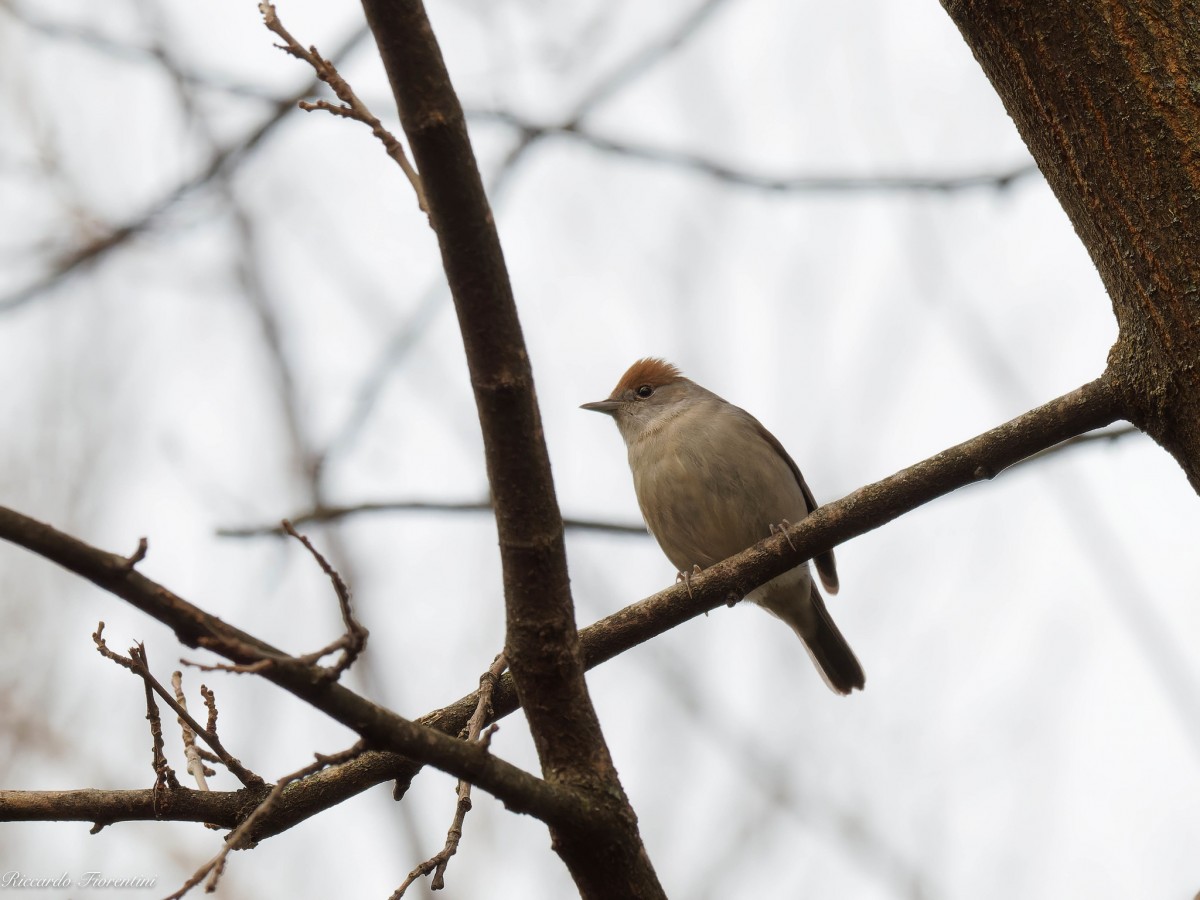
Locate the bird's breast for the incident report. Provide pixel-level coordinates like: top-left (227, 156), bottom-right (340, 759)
top-left (627, 406), bottom-right (809, 572)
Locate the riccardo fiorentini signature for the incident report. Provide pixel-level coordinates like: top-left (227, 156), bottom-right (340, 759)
top-left (0, 871), bottom-right (157, 889)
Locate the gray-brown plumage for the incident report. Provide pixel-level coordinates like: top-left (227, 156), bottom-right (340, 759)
top-left (582, 358), bottom-right (864, 694)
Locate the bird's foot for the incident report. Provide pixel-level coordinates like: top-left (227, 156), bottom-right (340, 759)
top-left (675, 564), bottom-right (703, 600)
top-left (769, 519), bottom-right (797, 552)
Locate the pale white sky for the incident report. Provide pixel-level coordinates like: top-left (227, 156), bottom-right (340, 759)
top-left (1, 1), bottom-right (1198, 898)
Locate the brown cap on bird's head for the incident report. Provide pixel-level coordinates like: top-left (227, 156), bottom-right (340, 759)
top-left (612, 358), bottom-right (683, 394)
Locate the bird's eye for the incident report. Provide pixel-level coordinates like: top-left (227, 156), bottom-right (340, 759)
top-left (635, 384), bottom-right (654, 399)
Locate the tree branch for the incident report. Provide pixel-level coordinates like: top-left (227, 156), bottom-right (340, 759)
top-left (940, 0), bottom-right (1200, 491)
top-left (392, 654), bottom-right (507, 897)
top-left (0, 24), bottom-right (370, 313)
top-left (165, 744), bottom-right (367, 900)
top-left (215, 417), bottom-right (1141, 540)
top-left (0, 505), bottom-right (591, 831)
top-left (575, 374), bottom-right (1126, 664)
top-left (217, 501), bottom-right (647, 538)
top-left (0, 373), bottom-right (1124, 842)
top-left (471, 110), bottom-right (1041, 194)
top-left (357, 1), bottom-right (664, 896)
top-left (92, 626), bottom-right (263, 789)
top-left (258, 2), bottom-right (426, 213)
top-left (0, 751), bottom-right (405, 835)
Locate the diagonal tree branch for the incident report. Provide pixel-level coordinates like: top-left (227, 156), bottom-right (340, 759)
top-left (0, 507), bottom-right (591, 831)
top-left (0, 371), bottom-right (1125, 841)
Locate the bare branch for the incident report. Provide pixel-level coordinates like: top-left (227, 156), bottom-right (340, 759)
top-left (487, 0), bottom-right (733, 195)
top-left (121, 536), bottom-right (148, 572)
top-left (0, 1), bottom-right (281, 99)
top-left (475, 0), bottom-right (1037, 201)
top-left (475, 109), bottom-right (1041, 194)
top-left (180, 522), bottom-right (367, 680)
top-left (135, 642), bottom-right (178, 796)
top-left (281, 520), bottom-right (368, 678)
top-left (218, 501), bottom-right (647, 538)
top-left (200, 685), bottom-right (219, 737)
top-left (92, 626), bottom-right (180, 796)
top-left (0, 786), bottom-right (259, 830)
top-left (92, 625), bottom-right (264, 789)
top-left (0, 373), bottom-right (1125, 840)
top-left (0, 24), bottom-right (371, 313)
top-left (171, 671), bottom-right (212, 791)
top-left (393, 653), bottom-right (508, 898)
top-left (165, 743), bottom-right (367, 900)
top-left (216, 419), bottom-right (1141, 541)
top-left (0, 742), bottom-right (408, 837)
top-left (258, 2), bottom-right (426, 213)
top-left (1, 507), bottom-right (591, 825)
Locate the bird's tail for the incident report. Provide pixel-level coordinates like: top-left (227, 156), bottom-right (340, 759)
top-left (798, 580), bottom-right (865, 695)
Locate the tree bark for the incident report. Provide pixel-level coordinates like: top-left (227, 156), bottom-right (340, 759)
top-left (357, 1), bottom-right (665, 896)
top-left (941, 0), bottom-right (1200, 492)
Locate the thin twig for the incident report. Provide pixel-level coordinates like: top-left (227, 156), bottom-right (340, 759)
top-left (474, 109), bottom-right (1041, 194)
top-left (392, 653), bottom-right (507, 898)
top-left (568, 0), bottom-right (730, 124)
top-left (218, 501), bottom-right (648, 538)
top-left (486, 0), bottom-right (731, 197)
top-left (127, 640), bottom-right (180, 800)
top-left (92, 625), bottom-right (264, 788)
top-left (258, 2), bottom-right (426, 213)
top-left (200, 684), bottom-right (219, 735)
top-left (181, 523), bottom-right (367, 680)
top-left (165, 743), bottom-right (367, 900)
top-left (281, 520), bottom-right (368, 678)
top-left (172, 671), bottom-right (212, 791)
top-left (181, 656), bottom-right (275, 675)
top-left (217, 424), bottom-right (1141, 540)
top-left (0, 24), bottom-right (371, 313)
top-left (122, 536), bottom-right (148, 572)
top-left (1, 1), bottom-right (282, 100)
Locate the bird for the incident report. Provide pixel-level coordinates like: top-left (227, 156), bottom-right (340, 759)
top-left (581, 358), bottom-right (864, 694)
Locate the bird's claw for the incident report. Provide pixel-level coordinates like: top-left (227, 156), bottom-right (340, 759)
top-left (769, 519), bottom-right (797, 552)
top-left (675, 564), bottom-right (703, 600)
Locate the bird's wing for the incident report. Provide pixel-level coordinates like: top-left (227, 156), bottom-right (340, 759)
top-left (752, 418), bottom-right (839, 595)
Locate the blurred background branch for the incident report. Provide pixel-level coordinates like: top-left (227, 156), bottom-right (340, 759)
top-left (0, 0), bottom-right (1196, 898)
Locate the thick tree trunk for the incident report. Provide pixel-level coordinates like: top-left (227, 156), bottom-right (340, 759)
top-left (942, 0), bottom-right (1200, 492)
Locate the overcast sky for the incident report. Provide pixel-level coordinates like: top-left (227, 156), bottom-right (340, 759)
top-left (1, 1), bottom-right (1198, 898)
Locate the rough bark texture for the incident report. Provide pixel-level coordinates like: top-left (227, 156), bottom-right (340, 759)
top-left (356, 1), bottom-right (664, 896)
top-left (941, 0), bottom-right (1200, 491)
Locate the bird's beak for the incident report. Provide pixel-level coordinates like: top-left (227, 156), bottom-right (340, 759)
top-left (580, 399), bottom-right (620, 416)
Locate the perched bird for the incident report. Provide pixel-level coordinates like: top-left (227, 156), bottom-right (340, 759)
top-left (582, 358), bottom-right (864, 694)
